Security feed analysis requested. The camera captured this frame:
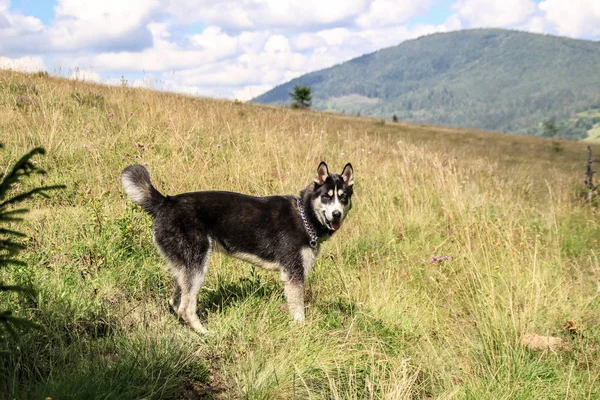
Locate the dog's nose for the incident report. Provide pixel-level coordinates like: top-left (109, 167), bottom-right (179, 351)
top-left (332, 210), bottom-right (342, 220)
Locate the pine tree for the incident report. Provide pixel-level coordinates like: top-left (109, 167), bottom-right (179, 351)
top-left (289, 85), bottom-right (312, 109)
top-left (542, 118), bottom-right (559, 137)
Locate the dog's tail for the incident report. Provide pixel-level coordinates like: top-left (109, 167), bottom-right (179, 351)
top-left (121, 164), bottom-right (165, 216)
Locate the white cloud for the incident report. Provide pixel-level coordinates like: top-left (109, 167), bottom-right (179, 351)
top-left (315, 28), bottom-right (353, 46)
top-left (291, 32), bottom-right (327, 51)
top-left (164, 0), bottom-right (254, 28)
top-left (164, 0), bottom-right (367, 30)
top-left (189, 26), bottom-right (239, 58)
top-left (451, 0), bottom-right (537, 27)
top-left (449, 0), bottom-right (600, 39)
top-left (440, 14), bottom-right (463, 32)
top-left (42, 0), bottom-right (160, 52)
top-left (171, 46), bottom-right (307, 88)
top-left (233, 84), bottom-right (273, 101)
top-left (264, 35), bottom-right (291, 53)
top-left (0, 3), bottom-right (46, 54)
top-left (538, 0), bottom-right (600, 38)
top-left (251, 0), bottom-right (367, 29)
top-left (56, 24), bottom-right (273, 74)
top-left (48, 0), bottom-right (158, 51)
top-left (356, 0), bottom-right (433, 28)
top-left (1, 0), bottom-right (161, 55)
top-left (289, 19), bottom-right (461, 62)
top-left (69, 68), bottom-right (102, 82)
top-left (161, 78), bottom-right (231, 98)
top-left (0, 55), bottom-right (46, 72)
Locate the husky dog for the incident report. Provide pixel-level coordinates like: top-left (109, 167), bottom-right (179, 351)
top-left (121, 162), bottom-right (354, 333)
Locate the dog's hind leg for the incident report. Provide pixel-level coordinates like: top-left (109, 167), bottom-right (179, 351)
top-left (156, 236), bottom-right (184, 316)
top-left (168, 279), bottom-right (182, 314)
top-left (176, 240), bottom-right (212, 334)
top-left (177, 271), bottom-right (209, 334)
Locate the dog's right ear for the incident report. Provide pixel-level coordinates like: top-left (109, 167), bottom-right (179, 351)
top-left (314, 161), bottom-right (329, 185)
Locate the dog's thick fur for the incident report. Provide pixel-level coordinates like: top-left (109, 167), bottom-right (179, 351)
top-left (121, 162), bottom-right (354, 333)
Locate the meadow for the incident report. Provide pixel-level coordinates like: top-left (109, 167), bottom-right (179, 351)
top-left (1, 69), bottom-right (600, 399)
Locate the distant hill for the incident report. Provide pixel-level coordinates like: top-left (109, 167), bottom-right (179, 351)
top-left (252, 29), bottom-right (600, 139)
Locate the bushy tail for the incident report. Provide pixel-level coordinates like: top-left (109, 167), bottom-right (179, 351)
top-left (121, 165), bottom-right (165, 216)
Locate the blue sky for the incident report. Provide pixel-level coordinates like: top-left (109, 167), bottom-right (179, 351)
top-left (9, 0), bottom-right (54, 24)
top-left (1, 0), bottom-right (598, 100)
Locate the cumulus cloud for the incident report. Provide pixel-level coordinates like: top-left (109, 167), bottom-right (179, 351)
top-left (55, 24), bottom-right (272, 73)
top-left (164, 0), bottom-right (367, 30)
top-left (189, 26), bottom-right (239, 59)
top-left (0, 55), bottom-right (46, 72)
top-left (451, 0), bottom-right (537, 27)
top-left (233, 84), bottom-right (274, 101)
top-left (356, 0), bottom-right (433, 28)
top-left (0, 3), bottom-right (46, 54)
top-left (538, 0), bottom-right (600, 38)
top-left (48, 0), bottom-right (158, 52)
top-left (290, 18), bottom-right (462, 61)
top-left (69, 68), bottom-right (102, 82)
top-left (291, 32), bottom-right (327, 51)
top-left (1, 0), bottom-right (159, 55)
top-left (449, 0), bottom-right (600, 39)
top-left (264, 35), bottom-right (291, 53)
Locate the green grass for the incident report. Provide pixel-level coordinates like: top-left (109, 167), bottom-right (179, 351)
top-left (1, 69), bottom-right (600, 399)
top-left (583, 126), bottom-right (600, 142)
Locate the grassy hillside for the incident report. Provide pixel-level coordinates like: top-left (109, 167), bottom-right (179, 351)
top-left (1, 69), bottom-right (600, 399)
top-left (253, 29), bottom-right (600, 140)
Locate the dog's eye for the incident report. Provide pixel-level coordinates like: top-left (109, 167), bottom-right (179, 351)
top-left (321, 194), bottom-right (330, 201)
top-left (339, 194), bottom-right (348, 203)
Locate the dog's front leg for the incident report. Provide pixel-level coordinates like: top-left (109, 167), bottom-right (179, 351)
top-left (281, 271), bottom-right (305, 322)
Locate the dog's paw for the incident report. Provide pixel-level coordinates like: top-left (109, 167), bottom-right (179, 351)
top-left (190, 321), bottom-right (209, 334)
top-left (292, 315), bottom-right (306, 324)
top-left (168, 298), bottom-right (181, 315)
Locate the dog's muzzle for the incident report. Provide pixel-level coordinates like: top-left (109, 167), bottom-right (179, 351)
top-left (327, 211), bottom-right (342, 231)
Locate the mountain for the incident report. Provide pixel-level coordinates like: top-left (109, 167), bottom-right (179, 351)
top-left (252, 29), bottom-right (600, 139)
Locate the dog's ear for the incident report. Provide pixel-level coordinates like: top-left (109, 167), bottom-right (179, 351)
top-left (341, 163), bottom-right (354, 186)
top-left (314, 161), bottom-right (329, 185)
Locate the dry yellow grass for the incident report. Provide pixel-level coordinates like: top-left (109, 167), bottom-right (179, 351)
top-left (1, 69), bottom-right (600, 399)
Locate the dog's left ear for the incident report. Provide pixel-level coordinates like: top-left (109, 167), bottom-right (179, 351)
top-left (341, 163), bottom-right (354, 186)
top-left (315, 161), bottom-right (329, 185)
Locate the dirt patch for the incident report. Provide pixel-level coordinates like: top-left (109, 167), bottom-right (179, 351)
top-left (179, 349), bottom-right (233, 399)
top-left (521, 333), bottom-right (571, 352)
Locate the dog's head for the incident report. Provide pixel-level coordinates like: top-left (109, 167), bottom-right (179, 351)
top-left (310, 161), bottom-right (354, 232)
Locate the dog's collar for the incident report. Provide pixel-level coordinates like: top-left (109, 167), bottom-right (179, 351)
top-left (296, 198), bottom-right (318, 249)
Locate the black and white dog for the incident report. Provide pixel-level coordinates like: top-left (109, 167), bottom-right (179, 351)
top-left (121, 162), bottom-right (354, 333)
